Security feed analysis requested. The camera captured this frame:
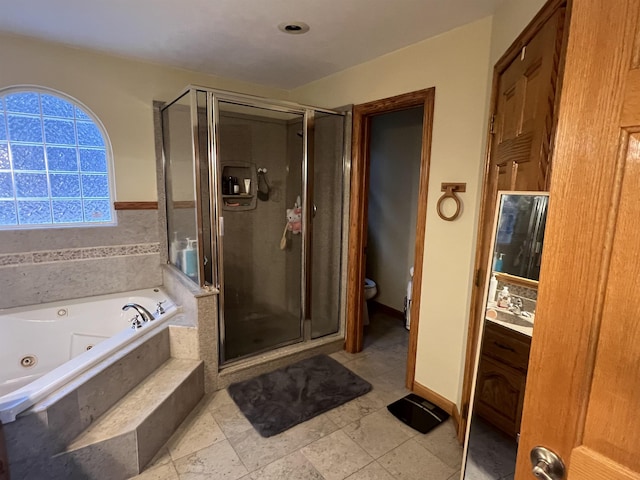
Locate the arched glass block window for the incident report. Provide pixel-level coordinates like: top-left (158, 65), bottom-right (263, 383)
top-left (0, 87), bottom-right (115, 228)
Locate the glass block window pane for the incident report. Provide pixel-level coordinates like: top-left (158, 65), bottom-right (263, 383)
top-left (81, 174), bottom-right (109, 198)
top-left (77, 121), bottom-right (105, 147)
top-left (44, 118), bottom-right (76, 145)
top-left (0, 114), bottom-right (7, 141)
top-left (50, 173), bottom-right (81, 198)
top-left (83, 199), bottom-right (111, 222)
top-left (0, 87), bottom-right (113, 228)
top-left (47, 146), bottom-right (78, 172)
top-left (12, 144), bottom-right (46, 171)
top-left (18, 200), bottom-right (52, 224)
top-left (0, 142), bottom-right (9, 169)
top-left (79, 149), bottom-right (107, 172)
top-left (15, 173), bottom-right (48, 198)
top-left (5, 93), bottom-right (40, 115)
top-left (8, 115), bottom-right (43, 143)
top-left (41, 94), bottom-right (74, 118)
top-left (0, 173), bottom-right (13, 198)
top-left (0, 201), bottom-right (17, 225)
top-left (52, 200), bottom-right (83, 223)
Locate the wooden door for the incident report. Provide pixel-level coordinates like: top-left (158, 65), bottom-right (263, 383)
top-left (516, 0), bottom-right (640, 478)
top-left (460, 0), bottom-right (566, 441)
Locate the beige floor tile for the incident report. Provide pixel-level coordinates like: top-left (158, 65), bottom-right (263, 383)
top-left (174, 440), bottom-right (248, 480)
top-left (325, 390), bottom-right (387, 428)
top-left (344, 461), bottom-right (395, 480)
top-left (344, 355), bottom-right (398, 382)
top-left (343, 409), bottom-right (415, 458)
top-left (167, 409), bottom-right (225, 461)
top-left (211, 401), bottom-right (253, 437)
top-left (447, 471), bottom-right (462, 480)
top-left (248, 451), bottom-right (324, 480)
top-left (301, 430), bottom-right (373, 480)
top-left (205, 388), bottom-right (235, 411)
top-left (228, 413), bottom-right (338, 471)
top-left (412, 420), bottom-right (463, 469)
top-left (378, 439), bottom-right (456, 480)
top-left (129, 462), bottom-right (180, 480)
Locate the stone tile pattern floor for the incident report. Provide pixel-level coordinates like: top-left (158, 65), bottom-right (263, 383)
top-left (130, 312), bottom-right (463, 480)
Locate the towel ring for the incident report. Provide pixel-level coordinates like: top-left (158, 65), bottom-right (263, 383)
top-left (437, 183), bottom-right (466, 221)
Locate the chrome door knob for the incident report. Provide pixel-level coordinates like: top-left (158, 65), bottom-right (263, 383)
top-left (530, 446), bottom-right (565, 480)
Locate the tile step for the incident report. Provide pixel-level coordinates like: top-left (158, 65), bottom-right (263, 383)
top-left (56, 358), bottom-right (204, 478)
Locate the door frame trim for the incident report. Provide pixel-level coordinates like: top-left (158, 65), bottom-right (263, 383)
top-left (457, 0), bottom-right (568, 442)
top-left (345, 87), bottom-right (435, 391)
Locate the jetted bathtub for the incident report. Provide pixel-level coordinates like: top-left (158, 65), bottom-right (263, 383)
top-left (0, 287), bottom-right (178, 423)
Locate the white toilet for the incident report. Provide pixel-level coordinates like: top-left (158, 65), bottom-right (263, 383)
top-left (363, 278), bottom-right (377, 325)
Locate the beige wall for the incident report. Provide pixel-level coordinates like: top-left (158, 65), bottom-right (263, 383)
top-left (0, 33), bottom-right (288, 202)
top-left (489, 0), bottom-right (548, 65)
top-left (291, 17), bottom-right (494, 403)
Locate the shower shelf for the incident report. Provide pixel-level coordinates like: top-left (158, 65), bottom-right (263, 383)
top-left (221, 162), bottom-right (257, 211)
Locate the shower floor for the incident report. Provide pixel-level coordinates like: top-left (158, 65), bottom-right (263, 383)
top-left (223, 306), bottom-right (301, 362)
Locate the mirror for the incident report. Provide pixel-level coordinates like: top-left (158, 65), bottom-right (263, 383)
top-left (461, 192), bottom-right (549, 479)
top-left (492, 194), bottom-right (548, 282)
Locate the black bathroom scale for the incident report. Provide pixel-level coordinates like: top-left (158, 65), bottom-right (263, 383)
top-left (387, 393), bottom-right (449, 434)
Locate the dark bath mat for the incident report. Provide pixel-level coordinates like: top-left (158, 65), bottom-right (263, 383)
top-left (227, 354), bottom-right (372, 437)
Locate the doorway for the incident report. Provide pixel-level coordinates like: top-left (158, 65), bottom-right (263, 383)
top-left (346, 88), bottom-right (435, 390)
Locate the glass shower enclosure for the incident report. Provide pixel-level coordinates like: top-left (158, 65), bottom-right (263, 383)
top-left (161, 87), bottom-right (349, 365)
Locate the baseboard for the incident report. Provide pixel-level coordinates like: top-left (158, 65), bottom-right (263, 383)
top-left (370, 301), bottom-right (404, 320)
top-left (412, 381), bottom-right (462, 440)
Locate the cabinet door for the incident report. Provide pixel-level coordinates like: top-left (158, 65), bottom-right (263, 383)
top-left (491, 8), bottom-right (565, 191)
top-left (474, 355), bottom-right (527, 439)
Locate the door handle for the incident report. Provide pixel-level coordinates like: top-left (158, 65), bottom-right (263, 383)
top-left (530, 446), bottom-right (565, 480)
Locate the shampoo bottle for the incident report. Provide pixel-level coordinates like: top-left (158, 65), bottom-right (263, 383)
top-left (488, 274), bottom-right (498, 306)
top-left (494, 253), bottom-right (505, 272)
top-left (183, 239), bottom-right (198, 278)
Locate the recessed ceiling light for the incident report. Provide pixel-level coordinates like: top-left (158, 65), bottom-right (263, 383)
top-left (278, 22), bottom-right (310, 35)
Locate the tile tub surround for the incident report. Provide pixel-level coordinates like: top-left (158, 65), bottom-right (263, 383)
top-left (0, 209), bottom-right (162, 309)
top-left (131, 313), bottom-right (464, 480)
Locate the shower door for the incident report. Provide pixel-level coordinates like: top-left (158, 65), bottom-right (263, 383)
top-left (215, 99), bottom-right (305, 362)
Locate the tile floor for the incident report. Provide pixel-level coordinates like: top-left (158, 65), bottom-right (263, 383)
top-left (463, 416), bottom-right (517, 480)
top-left (130, 312), bottom-right (463, 480)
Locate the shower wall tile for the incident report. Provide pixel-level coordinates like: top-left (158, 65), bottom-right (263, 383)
top-left (0, 208), bottom-right (163, 309)
top-left (0, 253), bottom-right (162, 309)
top-left (0, 209), bottom-right (160, 254)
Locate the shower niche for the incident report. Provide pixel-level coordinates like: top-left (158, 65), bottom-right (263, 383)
top-left (221, 162), bottom-right (257, 211)
top-left (161, 88), bottom-right (350, 365)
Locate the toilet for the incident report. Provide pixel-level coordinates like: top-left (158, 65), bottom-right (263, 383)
top-left (363, 278), bottom-right (377, 325)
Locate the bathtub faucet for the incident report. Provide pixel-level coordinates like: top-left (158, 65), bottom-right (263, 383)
top-left (122, 303), bottom-right (155, 324)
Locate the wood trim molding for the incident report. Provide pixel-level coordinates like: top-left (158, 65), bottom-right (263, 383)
top-left (412, 381), bottom-right (462, 437)
top-left (114, 201), bottom-right (158, 210)
top-left (345, 88), bottom-right (435, 400)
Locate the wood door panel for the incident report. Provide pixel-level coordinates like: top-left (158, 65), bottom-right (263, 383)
top-left (516, 0), bottom-right (640, 478)
top-left (580, 132), bottom-right (640, 471)
top-left (522, 60), bottom-right (544, 130)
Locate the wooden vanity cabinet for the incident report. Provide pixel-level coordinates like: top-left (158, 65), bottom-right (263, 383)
top-left (474, 321), bottom-right (531, 439)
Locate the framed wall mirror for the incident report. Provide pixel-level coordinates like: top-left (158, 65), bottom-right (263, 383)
top-left (460, 191), bottom-right (549, 479)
